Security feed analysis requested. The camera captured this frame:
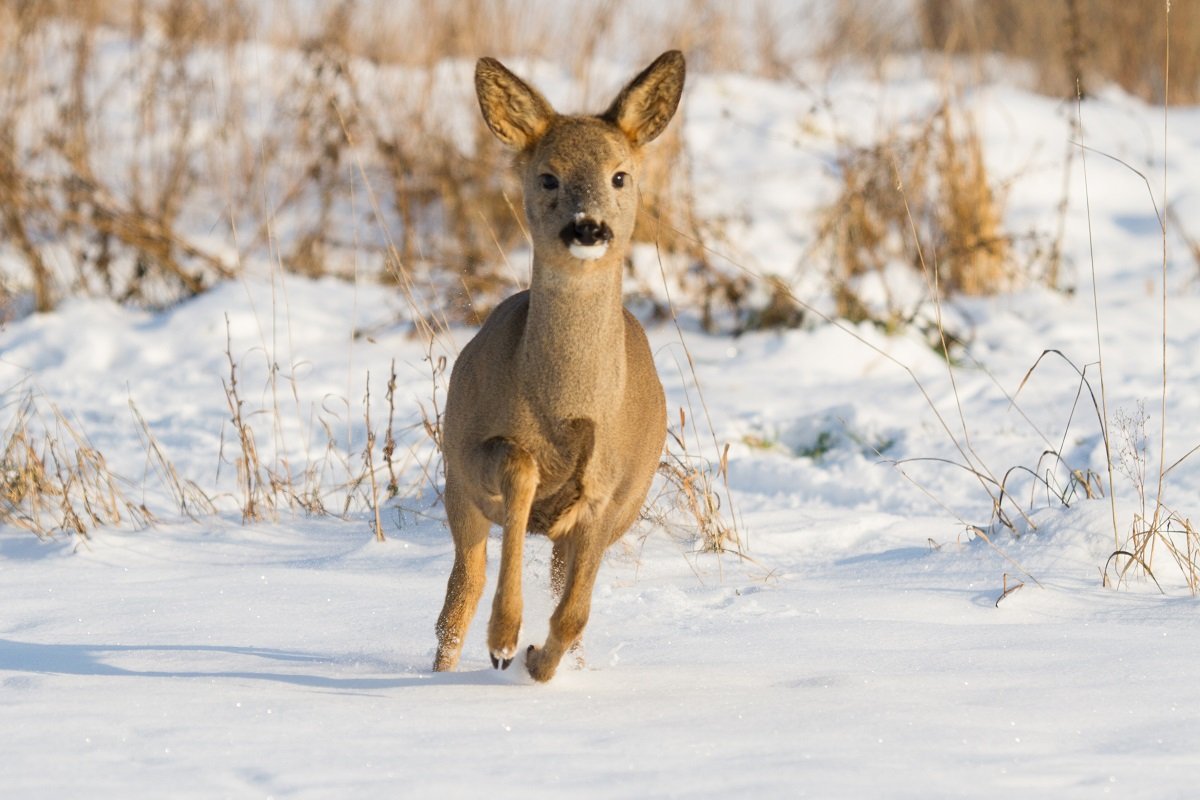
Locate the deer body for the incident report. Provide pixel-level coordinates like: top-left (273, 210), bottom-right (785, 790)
top-left (434, 52), bottom-right (684, 682)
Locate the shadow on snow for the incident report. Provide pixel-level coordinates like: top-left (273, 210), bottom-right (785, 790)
top-left (0, 639), bottom-right (522, 691)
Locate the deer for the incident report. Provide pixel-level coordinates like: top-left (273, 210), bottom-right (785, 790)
top-left (433, 51), bottom-right (684, 682)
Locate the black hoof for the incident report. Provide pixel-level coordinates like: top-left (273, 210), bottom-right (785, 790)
top-left (490, 654), bottom-right (500, 669)
top-left (501, 657), bottom-right (513, 670)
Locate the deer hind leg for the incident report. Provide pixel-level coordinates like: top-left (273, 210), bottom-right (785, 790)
top-left (550, 538), bottom-right (586, 670)
top-left (526, 525), bottom-right (608, 682)
top-left (550, 538), bottom-right (571, 597)
top-left (434, 480), bottom-right (489, 672)
top-left (487, 445), bottom-right (539, 670)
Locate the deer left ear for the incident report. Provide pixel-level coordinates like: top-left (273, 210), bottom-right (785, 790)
top-left (601, 50), bottom-right (685, 148)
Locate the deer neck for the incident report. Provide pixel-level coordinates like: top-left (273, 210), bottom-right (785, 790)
top-left (520, 257), bottom-right (627, 420)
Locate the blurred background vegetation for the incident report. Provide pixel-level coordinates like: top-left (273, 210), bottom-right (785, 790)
top-left (0, 0), bottom-right (1191, 323)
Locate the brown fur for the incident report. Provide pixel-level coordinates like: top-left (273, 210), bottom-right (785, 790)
top-left (433, 52), bottom-right (683, 681)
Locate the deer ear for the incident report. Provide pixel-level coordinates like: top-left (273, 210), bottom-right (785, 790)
top-left (602, 50), bottom-right (685, 148)
top-left (476, 57), bottom-right (556, 150)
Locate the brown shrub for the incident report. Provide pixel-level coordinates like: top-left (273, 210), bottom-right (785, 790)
top-left (823, 104), bottom-right (1012, 326)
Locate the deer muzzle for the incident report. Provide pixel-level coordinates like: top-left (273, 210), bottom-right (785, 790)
top-left (561, 216), bottom-right (614, 261)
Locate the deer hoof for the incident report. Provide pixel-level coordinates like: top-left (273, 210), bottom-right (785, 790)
top-left (490, 648), bottom-right (516, 670)
top-left (525, 644), bottom-right (557, 683)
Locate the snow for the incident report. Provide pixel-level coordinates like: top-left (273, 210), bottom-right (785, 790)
top-left (7, 512), bottom-right (1199, 797)
top-left (5, 26), bottom-right (1200, 800)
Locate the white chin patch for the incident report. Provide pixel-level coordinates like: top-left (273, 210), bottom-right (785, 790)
top-left (569, 243), bottom-right (608, 261)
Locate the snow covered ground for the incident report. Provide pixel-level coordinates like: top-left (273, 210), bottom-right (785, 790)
top-left (5, 30), bottom-right (1200, 800)
top-left (6, 512), bottom-right (1199, 798)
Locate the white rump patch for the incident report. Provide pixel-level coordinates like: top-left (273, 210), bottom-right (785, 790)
top-left (569, 243), bottom-right (608, 260)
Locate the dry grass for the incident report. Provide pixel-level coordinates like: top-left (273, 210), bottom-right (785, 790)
top-left (9, 0), bottom-right (1191, 565)
top-left (220, 320), bottom-right (271, 522)
top-left (639, 240), bottom-right (744, 556)
top-left (129, 398), bottom-right (216, 519)
top-left (821, 103), bottom-right (1015, 331)
top-left (822, 0), bottom-right (1200, 105)
top-left (0, 0), bottom-right (821, 344)
top-left (1099, 403), bottom-right (1199, 593)
top-left (1, 389), bottom-right (151, 538)
top-left (213, 317), bottom-right (438, 528)
top-left (917, 0), bottom-right (1200, 104)
top-left (647, 408), bottom-right (739, 555)
top-left (1108, 513), bottom-right (1200, 595)
top-left (816, 0), bottom-right (915, 75)
top-left (0, 0), bottom-right (746, 320)
top-left (1, 0), bottom-right (1191, 320)
top-left (361, 372), bottom-right (385, 542)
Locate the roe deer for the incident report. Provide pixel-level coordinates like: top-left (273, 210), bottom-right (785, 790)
top-left (433, 51), bottom-right (684, 682)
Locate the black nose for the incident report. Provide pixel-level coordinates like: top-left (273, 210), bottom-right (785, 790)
top-left (571, 218), bottom-right (613, 246)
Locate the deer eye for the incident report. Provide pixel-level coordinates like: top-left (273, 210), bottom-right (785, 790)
top-left (539, 174), bottom-right (559, 191)
top-left (612, 171), bottom-right (629, 189)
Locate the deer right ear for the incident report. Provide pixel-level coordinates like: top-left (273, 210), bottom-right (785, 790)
top-left (475, 58), bottom-right (556, 151)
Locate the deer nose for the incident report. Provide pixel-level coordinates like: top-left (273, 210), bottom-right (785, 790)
top-left (571, 217), bottom-right (613, 246)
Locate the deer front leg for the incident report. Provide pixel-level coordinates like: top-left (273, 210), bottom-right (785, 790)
top-left (487, 447), bottom-right (539, 669)
top-left (526, 529), bottom-right (607, 682)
